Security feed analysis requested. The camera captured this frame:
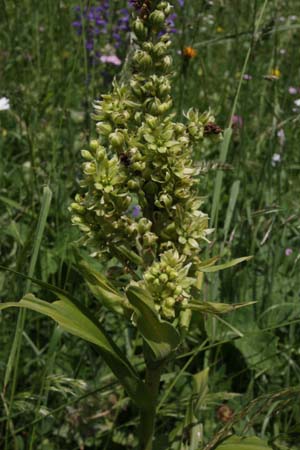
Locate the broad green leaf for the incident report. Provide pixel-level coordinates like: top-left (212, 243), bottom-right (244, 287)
top-left (199, 256), bottom-right (252, 273)
top-left (215, 435), bottom-right (272, 450)
top-left (78, 259), bottom-right (130, 315)
top-left (185, 301), bottom-right (256, 315)
top-left (0, 295), bottom-right (149, 409)
top-left (126, 285), bottom-right (180, 361)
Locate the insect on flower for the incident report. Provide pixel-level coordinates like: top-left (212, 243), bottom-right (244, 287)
top-left (119, 152), bottom-right (131, 166)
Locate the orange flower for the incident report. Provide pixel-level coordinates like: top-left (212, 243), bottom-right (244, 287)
top-left (183, 46), bottom-right (197, 59)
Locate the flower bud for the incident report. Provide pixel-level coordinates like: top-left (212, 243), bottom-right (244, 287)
top-left (167, 282), bottom-right (176, 291)
top-left (158, 81), bottom-right (171, 97)
top-left (83, 162), bottom-right (96, 175)
top-left (159, 273), bottom-right (168, 283)
top-left (188, 124), bottom-right (198, 136)
top-left (144, 272), bottom-right (154, 283)
top-left (130, 80), bottom-right (143, 97)
top-left (163, 3), bottom-right (172, 15)
top-left (96, 148), bottom-right (105, 161)
top-left (174, 123), bottom-right (186, 134)
top-left (162, 305), bottom-right (175, 319)
top-left (72, 215), bottom-right (84, 225)
top-left (149, 10), bottom-right (165, 28)
top-left (131, 161), bottom-right (145, 171)
top-left (133, 51), bottom-right (153, 70)
top-left (147, 98), bottom-right (160, 115)
top-left (112, 111), bottom-right (130, 125)
top-left (138, 217), bottom-right (152, 233)
top-left (143, 232), bottom-right (158, 246)
top-left (133, 17), bottom-right (147, 40)
top-left (70, 203), bottom-right (85, 214)
top-left (168, 269), bottom-right (177, 280)
top-left (142, 42), bottom-right (154, 53)
top-left (90, 139), bottom-right (99, 151)
top-left (127, 180), bottom-right (139, 190)
top-left (96, 121), bottom-right (112, 136)
top-left (161, 55), bottom-right (172, 70)
top-left (165, 296), bottom-right (175, 307)
top-left (81, 150), bottom-right (93, 160)
top-left (159, 193), bottom-right (172, 208)
top-left (158, 100), bottom-right (172, 114)
top-left (153, 42), bottom-right (168, 58)
top-left (174, 285), bottom-right (183, 296)
top-left (145, 115), bottom-right (158, 129)
top-left (109, 131), bottom-right (124, 148)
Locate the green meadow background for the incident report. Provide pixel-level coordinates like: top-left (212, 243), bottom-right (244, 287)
top-left (1, 0), bottom-right (300, 448)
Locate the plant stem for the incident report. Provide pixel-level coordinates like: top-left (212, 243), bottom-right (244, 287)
top-left (139, 364), bottom-right (163, 450)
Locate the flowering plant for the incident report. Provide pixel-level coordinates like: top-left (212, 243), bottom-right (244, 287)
top-left (1, 1), bottom-right (251, 448)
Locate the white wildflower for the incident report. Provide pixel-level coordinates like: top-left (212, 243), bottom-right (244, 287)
top-left (0, 97), bottom-right (10, 111)
top-left (271, 153), bottom-right (281, 166)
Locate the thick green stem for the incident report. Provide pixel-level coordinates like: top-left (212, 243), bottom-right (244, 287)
top-left (139, 364), bottom-right (163, 450)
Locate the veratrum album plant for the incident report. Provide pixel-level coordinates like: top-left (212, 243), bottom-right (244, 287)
top-left (1, 1), bottom-right (253, 449)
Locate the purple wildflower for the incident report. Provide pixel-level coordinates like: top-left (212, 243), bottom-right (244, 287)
top-left (166, 13), bottom-right (178, 33)
top-left (288, 86), bottom-right (298, 95)
top-left (231, 115), bottom-right (243, 129)
top-left (131, 205), bottom-right (141, 218)
top-left (285, 248), bottom-right (293, 256)
top-left (243, 74), bottom-right (252, 80)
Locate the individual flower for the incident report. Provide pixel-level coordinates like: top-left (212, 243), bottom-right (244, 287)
top-left (0, 97), bottom-right (10, 111)
top-left (271, 153), bottom-right (281, 166)
top-left (293, 99), bottom-right (300, 113)
top-left (288, 86), bottom-right (298, 95)
top-left (277, 129), bottom-right (285, 146)
top-left (270, 68), bottom-right (281, 78)
top-left (100, 54), bottom-right (122, 66)
top-left (183, 46), bottom-right (197, 59)
top-left (285, 248), bottom-right (293, 256)
top-left (132, 205), bottom-right (141, 218)
top-left (231, 115), bottom-right (243, 129)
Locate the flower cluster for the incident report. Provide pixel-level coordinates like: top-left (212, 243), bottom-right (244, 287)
top-left (71, 0), bottom-right (220, 321)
